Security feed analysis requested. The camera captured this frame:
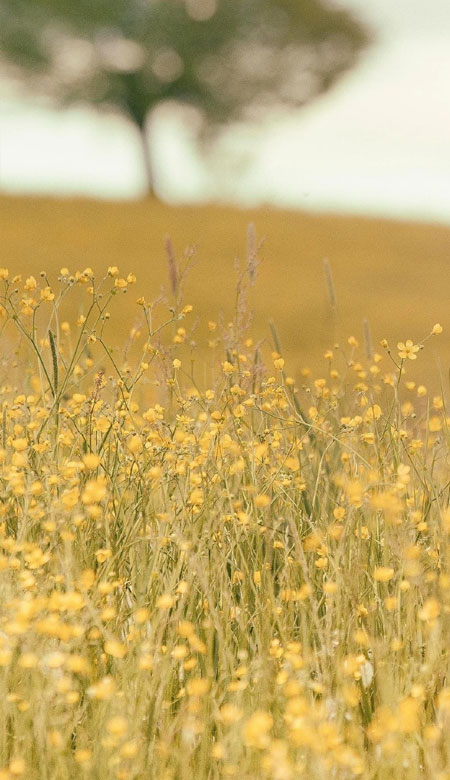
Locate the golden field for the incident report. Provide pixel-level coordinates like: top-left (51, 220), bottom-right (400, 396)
top-left (2, 194), bottom-right (450, 383)
top-left (1, 199), bottom-right (450, 779)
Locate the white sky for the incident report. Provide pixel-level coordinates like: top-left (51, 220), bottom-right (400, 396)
top-left (1, 0), bottom-right (450, 224)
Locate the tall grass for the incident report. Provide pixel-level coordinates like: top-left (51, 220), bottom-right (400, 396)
top-left (0, 257), bottom-right (449, 780)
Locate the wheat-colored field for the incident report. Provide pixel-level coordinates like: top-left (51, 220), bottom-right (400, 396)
top-left (2, 195), bottom-right (450, 382)
top-left (1, 200), bottom-right (450, 779)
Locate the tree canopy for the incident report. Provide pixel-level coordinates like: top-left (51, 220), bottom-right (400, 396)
top-left (0, 0), bottom-right (370, 194)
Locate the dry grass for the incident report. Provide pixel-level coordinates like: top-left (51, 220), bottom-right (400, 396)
top-left (2, 194), bottom-right (450, 383)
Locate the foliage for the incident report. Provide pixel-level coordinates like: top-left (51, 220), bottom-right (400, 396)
top-left (0, 251), bottom-right (449, 779)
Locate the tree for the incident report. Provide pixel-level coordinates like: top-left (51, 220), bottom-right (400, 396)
top-left (0, 0), bottom-right (370, 196)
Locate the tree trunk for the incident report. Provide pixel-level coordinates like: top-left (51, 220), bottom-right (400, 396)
top-left (137, 115), bottom-right (155, 198)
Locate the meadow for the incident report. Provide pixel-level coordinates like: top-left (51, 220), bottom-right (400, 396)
top-left (2, 194), bottom-right (450, 382)
top-left (1, 201), bottom-right (450, 779)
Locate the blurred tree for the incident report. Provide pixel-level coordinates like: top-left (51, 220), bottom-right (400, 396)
top-left (0, 0), bottom-right (370, 196)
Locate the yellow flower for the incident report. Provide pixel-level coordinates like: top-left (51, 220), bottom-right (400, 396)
top-left (107, 716), bottom-right (128, 737)
top-left (374, 567), bottom-right (395, 582)
top-left (11, 438), bottom-right (28, 452)
top-left (104, 640), bottom-right (127, 659)
top-left (127, 435), bottom-right (143, 454)
top-left (95, 548), bottom-right (112, 563)
top-left (220, 704), bottom-right (243, 723)
top-left (395, 697), bottom-right (420, 733)
top-left (87, 676), bottom-right (116, 700)
top-left (243, 711), bottom-right (273, 748)
top-left (186, 678), bottom-right (211, 696)
top-left (364, 404), bottom-right (382, 421)
top-left (9, 758), bottom-right (26, 776)
top-left (419, 598), bottom-right (440, 622)
top-left (82, 453), bottom-right (101, 470)
top-left (156, 594), bottom-right (175, 609)
top-left (429, 416), bottom-right (442, 432)
top-left (74, 750), bottom-right (92, 764)
top-left (40, 286), bottom-right (55, 301)
top-left (139, 654), bottom-right (154, 670)
top-left (24, 275), bottom-right (37, 291)
top-left (397, 340), bottom-right (420, 360)
top-left (81, 478), bottom-right (107, 504)
top-left (285, 455), bottom-right (299, 471)
top-left (188, 488), bottom-right (204, 506)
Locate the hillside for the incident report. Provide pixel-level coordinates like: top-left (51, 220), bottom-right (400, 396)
top-left (2, 194), bottom-right (450, 382)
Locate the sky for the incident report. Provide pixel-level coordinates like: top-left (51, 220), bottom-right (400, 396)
top-left (1, 0), bottom-right (450, 224)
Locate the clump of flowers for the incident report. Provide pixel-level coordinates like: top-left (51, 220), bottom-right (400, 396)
top-left (0, 258), bottom-right (448, 779)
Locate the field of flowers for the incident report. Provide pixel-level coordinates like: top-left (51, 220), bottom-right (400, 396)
top-left (1, 247), bottom-right (450, 780)
top-left (2, 194), bottom-right (450, 382)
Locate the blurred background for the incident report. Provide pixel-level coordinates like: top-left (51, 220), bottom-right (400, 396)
top-left (1, 0), bottom-right (449, 381)
top-left (1, 0), bottom-right (449, 223)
